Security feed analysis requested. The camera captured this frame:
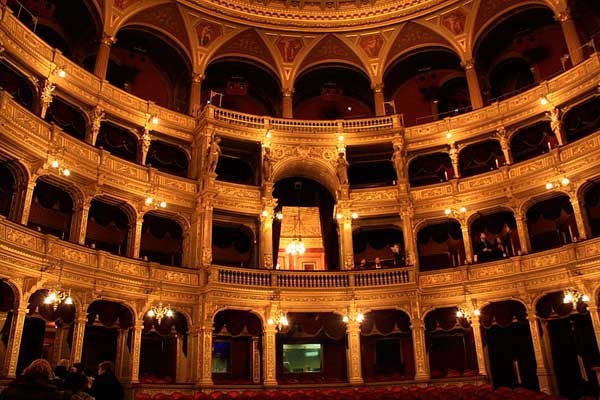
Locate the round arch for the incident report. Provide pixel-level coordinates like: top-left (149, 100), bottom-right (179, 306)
top-left (272, 157), bottom-right (338, 200)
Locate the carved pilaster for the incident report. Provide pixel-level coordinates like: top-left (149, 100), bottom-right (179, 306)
top-left (129, 322), bottom-right (143, 383)
top-left (130, 215), bottom-right (144, 259)
top-left (251, 336), bottom-right (261, 383)
top-left (515, 212), bottom-right (531, 254)
top-left (2, 307), bottom-right (27, 378)
top-left (16, 181), bottom-right (36, 225)
top-left (70, 314), bottom-right (86, 365)
top-left (372, 83), bottom-right (385, 116)
top-left (262, 325), bottom-right (278, 386)
top-left (460, 218), bottom-right (474, 264)
top-left (336, 206), bottom-right (355, 270)
top-left (556, 9), bottom-right (584, 65)
top-left (282, 88), bottom-right (294, 118)
top-left (194, 322), bottom-right (213, 386)
top-left (400, 204), bottom-right (417, 267)
top-left (470, 315), bottom-right (488, 376)
top-left (462, 59), bottom-right (484, 110)
top-left (70, 197), bottom-right (92, 244)
top-left (568, 196), bottom-right (589, 241)
top-left (528, 315), bottom-right (557, 395)
top-left (94, 34), bottom-right (116, 79)
top-left (260, 202), bottom-right (275, 269)
top-left (189, 73), bottom-right (204, 117)
top-left (346, 320), bottom-right (363, 384)
top-left (411, 318), bottom-right (430, 380)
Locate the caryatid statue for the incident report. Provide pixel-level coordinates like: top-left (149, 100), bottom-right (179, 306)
top-left (262, 146), bottom-right (274, 182)
top-left (206, 135), bottom-right (222, 174)
top-left (336, 152), bottom-right (350, 185)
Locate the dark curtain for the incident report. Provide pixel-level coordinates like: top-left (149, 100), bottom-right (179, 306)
top-left (81, 325), bottom-right (118, 369)
top-left (16, 317), bottom-right (46, 374)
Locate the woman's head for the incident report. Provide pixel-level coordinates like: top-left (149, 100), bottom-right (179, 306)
top-left (22, 359), bottom-right (53, 380)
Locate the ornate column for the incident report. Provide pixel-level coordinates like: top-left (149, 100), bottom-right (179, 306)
top-left (568, 194), bottom-right (589, 241)
top-left (496, 127), bottom-right (513, 165)
top-left (336, 207), bottom-right (355, 270)
top-left (346, 320), bottom-right (363, 384)
top-left (70, 196), bottom-right (92, 244)
top-left (194, 321), bottom-right (213, 386)
top-left (14, 180), bottom-right (36, 225)
top-left (188, 73), bottom-right (204, 117)
top-left (514, 210), bottom-right (531, 254)
top-left (260, 207), bottom-right (274, 269)
top-left (282, 88), bottom-right (293, 118)
top-left (459, 216), bottom-right (474, 264)
top-left (2, 306), bottom-right (27, 378)
top-left (114, 328), bottom-right (130, 379)
top-left (94, 34), bottom-right (116, 79)
top-left (527, 315), bottom-right (557, 395)
top-left (470, 314), bottom-right (488, 376)
top-left (400, 205), bottom-right (417, 268)
top-left (189, 194), bottom-right (215, 269)
top-left (129, 321), bottom-right (143, 383)
top-left (86, 106), bottom-right (104, 146)
top-left (587, 302), bottom-right (600, 353)
top-left (372, 83), bottom-right (385, 116)
top-left (70, 313), bottom-right (87, 365)
top-left (556, 9), bottom-right (584, 66)
top-left (130, 214), bottom-right (144, 259)
top-left (411, 318), bottom-right (430, 380)
top-left (463, 59), bottom-right (484, 109)
top-left (547, 107), bottom-right (566, 146)
top-left (139, 128), bottom-right (152, 166)
top-left (449, 141), bottom-right (460, 178)
top-left (262, 325), bottom-right (278, 386)
top-left (251, 336), bottom-right (261, 384)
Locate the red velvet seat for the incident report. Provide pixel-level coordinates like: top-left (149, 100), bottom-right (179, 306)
top-left (195, 392), bottom-right (210, 400)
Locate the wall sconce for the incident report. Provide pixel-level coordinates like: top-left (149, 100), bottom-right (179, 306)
top-left (268, 310), bottom-right (289, 330)
top-left (563, 288), bottom-right (590, 308)
top-left (540, 96), bottom-right (549, 106)
top-left (50, 160), bottom-right (71, 177)
top-left (342, 312), bottom-right (364, 324)
top-left (145, 197), bottom-right (167, 208)
top-left (545, 177), bottom-right (570, 190)
top-left (456, 307), bottom-right (480, 323)
top-left (262, 210), bottom-right (283, 220)
top-left (444, 207), bottom-right (466, 217)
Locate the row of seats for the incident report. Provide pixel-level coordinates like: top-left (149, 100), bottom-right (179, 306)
top-left (134, 384), bottom-right (568, 400)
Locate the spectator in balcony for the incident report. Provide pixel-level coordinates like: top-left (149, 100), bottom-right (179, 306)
top-left (493, 236), bottom-right (507, 259)
top-left (391, 243), bottom-right (404, 266)
top-left (373, 257), bottom-right (383, 269)
top-left (0, 359), bottom-right (60, 400)
top-left (355, 259), bottom-right (367, 269)
top-left (90, 361), bottom-right (123, 400)
top-left (474, 232), bottom-right (494, 262)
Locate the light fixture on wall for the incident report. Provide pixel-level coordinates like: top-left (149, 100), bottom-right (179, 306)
top-left (563, 288), bottom-right (590, 308)
top-left (342, 311), bottom-right (364, 324)
top-left (147, 302), bottom-right (174, 324)
top-left (444, 206), bottom-right (467, 217)
top-left (456, 307), bottom-right (480, 323)
top-left (268, 310), bottom-right (289, 330)
top-left (545, 177), bottom-right (570, 190)
top-left (50, 160), bottom-right (71, 176)
top-left (145, 197), bottom-right (167, 209)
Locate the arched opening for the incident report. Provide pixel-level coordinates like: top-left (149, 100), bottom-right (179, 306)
top-left (408, 152), bottom-right (453, 187)
top-left (212, 310), bottom-right (262, 385)
top-left (44, 97), bottom-right (87, 141)
top-left (96, 122), bottom-right (138, 163)
top-left (0, 281), bottom-right (17, 370)
top-left (480, 301), bottom-right (538, 390)
top-left (203, 60), bottom-right (282, 117)
top-left (27, 179), bottom-right (74, 240)
top-left (510, 121), bottom-right (556, 163)
top-left (212, 216), bottom-right (256, 268)
top-left (294, 65), bottom-right (373, 120)
top-left (470, 210), bottom-right (520, 263)
top-left (459, 140), bottom-right (504, 177)
top-left (384, 48), bottom-right (469, 126)
top-left (139, 310), bottom-right (189, 384)
top-left (417, 221), bottom-right (465, 271)
top-left (277, 312), bottom-right (347, 384)
top-left (583, 181), bottom-right (600, 238)
top-left (7, 0), bottom-right (100, 63)
top-left (425, 307), bottom-right (478, 379)
top-left (140, 213), bottom-right (184, 267)
top-left (146, 141), bottom-right (189, 177)
top-left (107, 28), bottom-right (191, 112)
top-left (563, 97), bottom-right (600, 143)
top-left (536, 292), bottom-right (600, 399)
top-left (85, 199), bottom-right (132, 256)
top-left (82, 300), bottom-right (133, 373)
top-left (273, 178), bottom-right (339, 271)
top-left (474, 7), bottom-right (568, 103)
top-left (0, 163), bottom-right (16, 218)
top-left (16, 289), bottom-right (76, 374)
top-left (360, 309), bottom-right (414, 382)
top-left (214, 137), bottom-right (261, 186)
top-left (526, 195), bottom-right (578, 252)
top-left (0, 62), bottom-right (35, 110)
top-left (346, 143), bottom-right (396, 188)
top-left (352, 225), bottom-right (404, 269)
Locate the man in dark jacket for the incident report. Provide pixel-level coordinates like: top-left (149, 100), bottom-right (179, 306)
top-left (0, 359), bottom-right (61, 400)
top-left (90, 361), bottom-right (123, 400)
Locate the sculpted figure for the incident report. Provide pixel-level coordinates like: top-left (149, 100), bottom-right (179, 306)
top-left (262, 146), bottom-right (274, 182)
top-left (207, 136), bottom-right (221, 174)
top-left (336, 152), bottom-right (349, 185)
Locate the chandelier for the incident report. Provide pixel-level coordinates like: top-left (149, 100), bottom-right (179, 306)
top-left (147, 302), bottom-right (174, 324)
top-left (286, 237), bottom-right (306, 255)
top-left (286, 185), bottom-right (305, 255)
top-left (268, 310), bottom-right (289, 330)
top-left (456, 307), bottom-right (480, 323)
top-left (43, 288), bottom-right (73, 311)
top-left (342, 312), bottom-right (364, 324)
top-left (444, 206), bottom-right (467, 217)
top-left (563, 288), bottom-right (590, 308)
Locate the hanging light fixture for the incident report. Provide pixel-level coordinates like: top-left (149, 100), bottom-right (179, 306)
top-left (286, 183), bottom-right (305, 256)
top-left (43, 264), bottom-right (73, 310)
top-left (563, 288), bottom-right (590, 308)
top-left (455, 307), bottom-right (480, 324)
top-left (147, 302), bottom-right (174, 324)
top-left (268, 309), bottom-right (289, 331)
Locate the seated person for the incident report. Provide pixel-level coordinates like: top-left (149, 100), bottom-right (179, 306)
top-left (474, 232), bottom-right (494, 262)
top-left (355, 259), bottom-right (367, 269)
top-left (373, 257), bottom-right (383, 269)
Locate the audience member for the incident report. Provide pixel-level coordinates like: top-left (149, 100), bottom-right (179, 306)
top-left (373, 257), bottom-right (383, 269)
top-left (356, 259), bottom-right (367, 269)
top-left (474, 232), bottom-right (494, 262)
top-left (493, 236), bottom-right (506, 259)
top-left (90, 361), bottom-right (123, 400)
top-left (69, 373), bottom-right (94, 400)
top-left (0, 359), bottom-right (61, 400)
top-left (391, 243), bottom-right (404, 266)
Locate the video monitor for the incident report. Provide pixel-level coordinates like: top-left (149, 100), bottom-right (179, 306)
top-left (282, 343), bottom-right (322, 373)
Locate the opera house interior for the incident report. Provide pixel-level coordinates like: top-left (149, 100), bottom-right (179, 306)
top-left (1, 0), bottom-right (600, 398)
